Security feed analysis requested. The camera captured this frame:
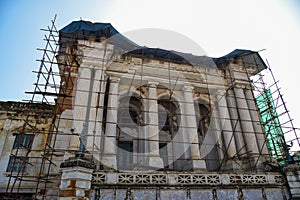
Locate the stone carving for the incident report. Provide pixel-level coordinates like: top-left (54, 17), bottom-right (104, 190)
top-left (92, 172), bottom-right (284, 186)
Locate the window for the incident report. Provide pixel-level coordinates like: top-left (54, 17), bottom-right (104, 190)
top-left (13, 133), bottom-right (34, 149)
top-left (159, 143), bottom-right (168, 169)
top-left (117, 95), bottom-right (144, 170)
top-left (117, 141), bottom-right (133, 170)
top-left (194, 104), bottom-right (210, 144)
top-left (158, 97), bottom-right (182, 170)
top-left (194, 101), bottom-right (220, 171)
top-left (158, 99), bottom-right (180, 134)
top-left (118, 96), bottom-right (144, 130)
top-left (6, 156), bottom-right (29, 173)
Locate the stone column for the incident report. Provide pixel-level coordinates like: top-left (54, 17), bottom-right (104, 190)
top-left (244, 88), bottom-right (269, 156)
top-left (211, 94), bottom-right (224, 160)
top-left (102, 78), bottom-right (119, 169)
top-left (234, 86), bottom-right (260, 163)
top-left (71, 66), bottom-right (104, 158)
top-left (216, 90), bottom-right (241, 170)
top-left (178, 100), bottom-right (190, 170)
top-left (226, 89), bottom-right (246, 156)
top-left (183, 85), bottom-right (206, 170)
top-left (147, 82), bottom-right (164, 169)
top-left (216, 90), bottom-right (237, 159)
top-left (86, 67), bottom-right (106, 161)
top-left (71, 66), bottom-right (93, 155)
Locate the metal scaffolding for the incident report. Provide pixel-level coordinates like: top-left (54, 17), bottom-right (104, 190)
top-left (2, 17), bottom-right (300, 199)
top-left (253, 62), bottom-right (300, 164)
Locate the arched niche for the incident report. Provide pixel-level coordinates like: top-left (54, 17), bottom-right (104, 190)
top-left (116, 93), bottom-right (145, 170)
top-left (194, 97), bottom-right (220, 171)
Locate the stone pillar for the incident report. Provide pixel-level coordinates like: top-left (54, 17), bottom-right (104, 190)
top-left (147, 82), bottom-right (164, 169)
top-left (72, 66), bottom-right (93, 155)
top-left (71, 66), bottom-right (104, 160)
top-left (85, 67), bottom-right (106, 161)
top-left (210, 94), bottom-right (224, 161)
top-left (217, 90), bottom-right (244, 170)
top-left (216, 90), bottom-right (236, 159)
top-left (102, 78), bottom-right (119, 169)
top-left (178, 99), bottom-right (191, 170)
top-left (244, 88), bottom-right (269, 157)
top-left (183, 85), bottom-right (206, 170)
top-left (226, 89), bottom-right (246, 156)
top-left (234, 86), bottom-right (260, 164)
top-left (59, 157), bottom-right (95, 200)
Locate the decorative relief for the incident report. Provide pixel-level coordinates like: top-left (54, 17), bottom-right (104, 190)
top-left (177, 175), bottom-right (192, 184)
top-left (118, 174), bottom-right (134, 184)
top-left (254, 175), bottom-right (267, 184)
top-left (242, 175), bottom-right (254, 184)
top-left (207, 175), bottom-right (221, 184)
top-left (92, 172), bottom-right (106, 184)
top-left (136, 174), bottom-right (151, 184)
top-left (192, 175), bottom-right (206, 184)
top-left (229, 175), bottom-right (242, 184)
top-left (274, 175), bottom-right (285, 184)
top-left (241, 175), bottom-right (267, 184)
top-left (92, 172), bottom-right (285, 186)
top-left (152, 174), bottom-right (167, 184)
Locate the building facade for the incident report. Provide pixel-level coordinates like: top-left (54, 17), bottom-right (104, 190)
top-left (0, 21), bottom-right (299, 199)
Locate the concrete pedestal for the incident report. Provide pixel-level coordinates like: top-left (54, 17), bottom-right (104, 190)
top-left (285, 165), bottom-right (300, 199)
top-left (59, 157), bottom-right (95, 200)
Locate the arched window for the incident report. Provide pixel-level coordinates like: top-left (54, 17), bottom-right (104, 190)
top-left (158, 97), bottom-right (181, 170)
top-left (158, 98), bottom-right (180, 134)
top-left (117, 95), bottom-right (144, 170)
top-left (195, 104), bottom-right (210, 145)
top-left (194, 101), bottom-right (220, 171)
top-left (118, 96), bottom-right (143, 129)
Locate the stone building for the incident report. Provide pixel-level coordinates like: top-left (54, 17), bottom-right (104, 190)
top-left (1, 20), bottom-right (299, 199)
top-left (0, 102), bottom-right (54, 198)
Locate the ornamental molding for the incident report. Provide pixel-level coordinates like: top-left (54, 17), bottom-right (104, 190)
top-left (92, 171), bottom-right (285, 186)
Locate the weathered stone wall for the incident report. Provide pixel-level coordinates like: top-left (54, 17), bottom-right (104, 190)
top-left (285, 165), bottom-right (300, 199)
top-left (90, 187), bottom-right (289, 200)
top-left (0, 101), bottom-right (54, 194)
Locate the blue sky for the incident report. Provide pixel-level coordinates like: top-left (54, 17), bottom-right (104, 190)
top-left (0, 0), bottom-right (300, 127)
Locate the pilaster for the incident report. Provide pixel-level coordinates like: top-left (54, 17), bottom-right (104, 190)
top-left (226, 89), bottom-right (247, 157)
top-left (244, 87), bottom-right (269, 168)
top-left (102, 77), bottom-right (119, 169)
top-left (147, 82), bottom-right (164, 169)
top-left (216, 90), bottom-right (236, 159)
top-left (234, 84), bottom-right (261, 168)
top-left (183, 85), bottom-right (206, 171)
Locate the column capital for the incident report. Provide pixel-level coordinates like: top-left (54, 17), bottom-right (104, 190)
top-left (215, 89), bottom-right (227, 97)
top-left (183, 84), bottom-right (194, 91)
top-left (148, 81), bottom-right (159, 87)
top-left (110, 77), bottom-right (120, 83)
top-left (233, 80), bottom-right (251, 89)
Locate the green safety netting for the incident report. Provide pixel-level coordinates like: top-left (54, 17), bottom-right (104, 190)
top-left (256, 89), bottom-right (291, 164)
